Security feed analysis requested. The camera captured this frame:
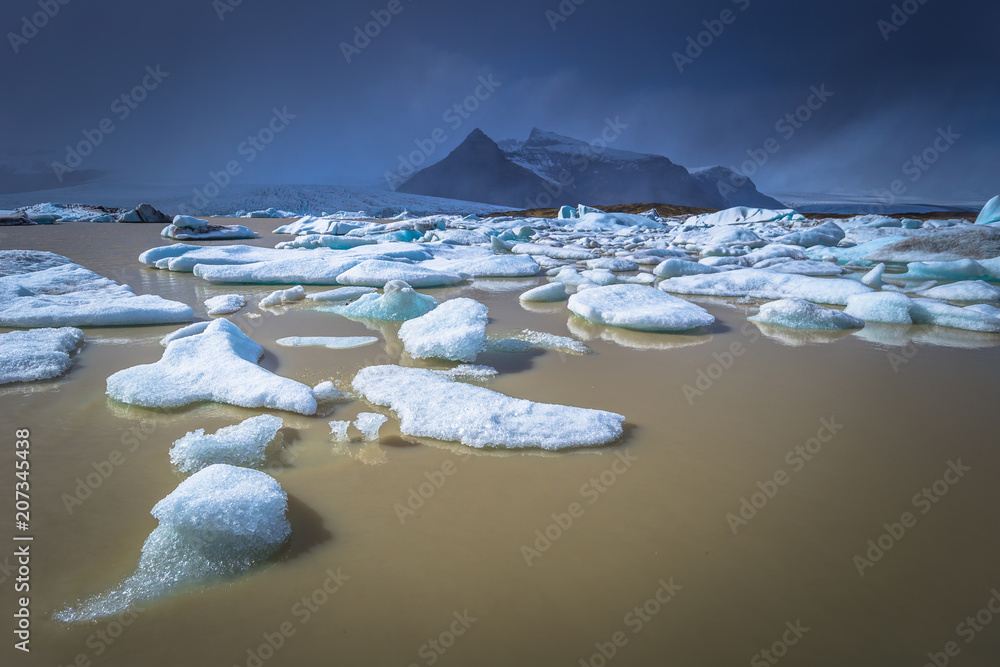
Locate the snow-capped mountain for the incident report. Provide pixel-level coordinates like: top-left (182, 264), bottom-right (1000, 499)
top-left (397, 127), bottom-right (783, 210)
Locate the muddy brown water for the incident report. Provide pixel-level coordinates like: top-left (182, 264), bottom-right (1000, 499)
top-left (2, 220), bottom-right (1000, 667)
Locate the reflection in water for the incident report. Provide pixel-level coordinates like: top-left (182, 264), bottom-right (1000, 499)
top-left (567, 316), bottom-right (713, 351)
top-left (751, 322), bottom-right (855, 347)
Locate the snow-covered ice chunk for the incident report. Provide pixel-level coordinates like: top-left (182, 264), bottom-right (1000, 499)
top-left (580, 269), bottom-right (617, 286)
top-left (276, 336), bottom-right (378, 349)
top-left (169, 415), bottom-right (283, 474)
top-left (328, 420), bottom-right (350, 442)
top-left (354, 413), bottom-right (387, 441)
top-left (260, 286), bottom-right (305, 308)
top-left (757, 260), bottom-right (844, 276)
top-left (674, 226), bottom-right (765, 249)
top-left (568, 284), bottom-right (715, 332)
top-left (910, 299), bottom-right (1000, 332)
top-left (898, 260), bottom-right (991, 281)
top-left (487, 330), bottom-right (590, 354)
top-left (861, 264), bottom-right (886, 288)
top-left (519, 282), bottom-right (568, 302)
top-left (328, 280), bottom-right (436, 321)
top-left (658, 268), bottom-right (873, 305)
top-left (313, 381), bottom-right (345, 403)
top-left (352, 365), bottom-right (624, 450)
top-left (0, 251), bottom-right (192, 327)
top-left (54, 465), bottom-right (289, 622)
top-left (424, 254), bottom-right (540, 278)
top-left (398, 298), bottom-right (488, 362)
top-left (205, 294), bottom-right (246, 316)
top-left (844, 292), bottom-right (914, 325)
top-left (106, 319), bottom-right (317, 415)
top-left (0, 327), bottom-right (84, 385)
top-left (773, 221), bottom-right (845, 248)
top-left (335, 260), bottom-right (465, 288)
top-left (653, 258), bottom-right (720, 279)
top-left (749, 298), bottom-right (864, 330)
top-left (306, 286), bottom-right (377, 303)
top-left (584, 257), bottom-right (639, 271)
top-left (917, 281), bottom-right (1000, 304)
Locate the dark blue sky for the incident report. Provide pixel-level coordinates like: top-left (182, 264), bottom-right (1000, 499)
top-left (1, 0), bottom-right (997, 202)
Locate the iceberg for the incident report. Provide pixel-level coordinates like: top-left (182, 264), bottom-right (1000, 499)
top-left (917, 281), bottom-right (1000, 304)
top-left (260, 286), bottom-right (306, 308)
top-left (398, 298), bottom-right (488, 362)
top-left (354, 413), bottom-right (388, 441)
top-left (658, 268), bottom-right (873, 305)
top-left (0, 327), bottom-right (84, 385)
top-left (519, 282), bottom-right (568, 302)
top-left (844, 292), bottom-right (914, 325)
top-left (0, 251), bottom-right (192, 327)
top-left (683, 207), bottom-right (805, 226)
top-left (568, 284), bottom-right (715, 332)
top-left (773, 221), bottom-right (845, 248)
top-left (161, 215), bottom-right (258, 240)
top-left (54, 464), bottom-right (290, 622)
top-left (910, 299), bottom-right (1000, 332)
top-left (169, 415), bottom-right (284, 474)
top-left (749, 298), bottom-right (864, 330)
top-left (352, 365), bottom-right (624, 450)
top-left (974, 195), bottom-right (1000, 225)
top-left (327, 280), bottom-right (436, 321)
top-left (653, 259), bottom-right (720, 279)
top-left (106, 319), bottom-right (318, 415)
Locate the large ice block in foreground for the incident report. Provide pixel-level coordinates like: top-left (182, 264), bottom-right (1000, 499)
top-left (658, 268), bottom-right (873, 305)
top-left (106, 319), bottom-right (318, 414)
top-left (398, 297), bottom-right (488, 362)
top-left (568, 284), bottom-right (715, 332)
top-left (353, 365), bottom-right (624, 450)
top-left (0, 327), bottom-right (84, 385)
top-left (54, 464), bottom-right (290, 622)
top-left (0, 251), bottom-right (193, 327)
top-left (329, 280), bottom-right (437, 321)
top-left (749, 298), bottom-right (864, 330)
top-left (169, 415), bottom-right (284, 473)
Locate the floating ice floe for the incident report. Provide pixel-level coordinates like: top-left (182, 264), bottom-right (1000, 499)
top-left (54, 464), bottom-right (290, 622)
top-left (328, 420), bottom-right (350, 442)
top-left (106, 319), bottom-right (318, 414)
top-left (275, 234), bottom-right (378, 250)
top-left (519, 282), bottom-right (568, 302)
top-left (897, 259), bottom-right (996, 282)
top-left (774, 221), bottom-right (846, 248)
top-left (659, 268), bottom-right (873, 305)
top-left (0, 327), bottom-right (84, 385)
top-left (486, 330), bottom-right (590, 354)
top-left (420, 254), bottom-right (540, 278)
top-left (169, 415), bottom-right (284, 473)
top-left (844, 292), bottom-right (915, 325)
top-left (354, 413), bottom-right (387, 441)
top-left (683, 207), bottom-right (805, 226)
top-left (653, 258), bottom-right (720, 279)
top-left (749, 298), bottom-right (864, 330)
top-left (917, 281), bottom-right (1000, 304)
top-left (675, 226), bottom-right (766, 250)
top-left (313, 381), bottom-right (346, 403)
top-left (205, 294), bottom-right (246, 316)
top-left (335, 259), bottom-right (465, 288)
top-left (260, 286), bottom-right (306, 308)
top-left (0, 250), bottom-right (192, 327)
top-left (161, 215), bottom-right (258, 240)
top-left (352, 365), bottom-right (624, 450)
top-left (511, 243), bottom-right (596, 261)
top-left (909, 299), bottom-right (1000, 332)
top-left (327, 280), bottom-right (436, 321)
top-left (398, 298), bottom-right (488, 362)
top-left (568, 284), bottom-right (715, 332)
top-left (306, 286), bottom-right (377, 303)
top-left (276, 336), bottom-right (378, 349)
